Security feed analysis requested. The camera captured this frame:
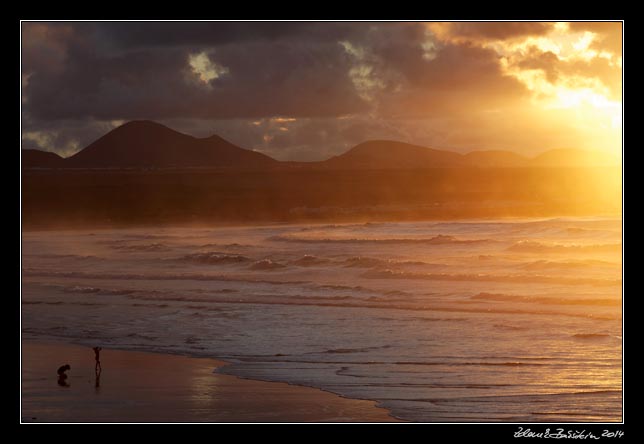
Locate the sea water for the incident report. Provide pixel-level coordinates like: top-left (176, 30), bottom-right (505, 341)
top-left (21, 218), bottom-right (622, 422)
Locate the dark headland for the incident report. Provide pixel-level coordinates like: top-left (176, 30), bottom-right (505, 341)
top-left (22, 120), bottom-right (622, 229)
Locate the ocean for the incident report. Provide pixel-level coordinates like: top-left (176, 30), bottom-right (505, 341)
top-left (21, 218), bottom-right (623, 422)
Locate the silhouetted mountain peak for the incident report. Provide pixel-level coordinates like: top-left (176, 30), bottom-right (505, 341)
top-left (323, 140), bottom-right (464, 169)
top-left (118, 119), bottom-right (175, 130)
top-left (348, 140), bottom-right (445, 154)
top-left (201, 134), bottom-right (228, 142)
top-left (104, 120), bottom-right (189, 140)
top-left (65, 121), bottom-right (276, 168)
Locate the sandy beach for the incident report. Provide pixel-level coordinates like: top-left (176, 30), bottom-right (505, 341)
top-left (21, 341), bottom-right (400, 423)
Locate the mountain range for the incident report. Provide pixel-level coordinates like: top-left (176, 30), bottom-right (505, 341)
top-left (65, 120), bottom-right (277, 168)
top-left (22, 120), bottom-right (619, 170)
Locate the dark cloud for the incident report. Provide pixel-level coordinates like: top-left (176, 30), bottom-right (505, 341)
top-left (517, 47), bottom-right (560, 83)
top-left (433, 22), bottom-right (554, 41)
top-left (87, 22), bottom-right (360, 51)
top-left (23, 24), bottom-right (369, 121)
top-left (22, 23), bottom-right (74, 74)
top-left (406, 43), bottom-right (523, 92)
top-left (377, 43), bottom-right (527, 118)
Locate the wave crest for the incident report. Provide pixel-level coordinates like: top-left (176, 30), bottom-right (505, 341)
top-left (472, 292), bottom-right (621, 306)
top-left (363, 270), bottom-right (621, 286)
top-left (179, 252), bottom-right (250, 265)
top-left (290, 255), bottom-right (330, 266)
top-left (269, 234), bottom-right (490, 245)
top-left (250, 259), bottom-right (286, 270)
top-left (520, 259), bottom-right (618, 270)
top-left (508, 241), bottom-right (621, 254)
top-left (111, 243), bottom-right (170, 252)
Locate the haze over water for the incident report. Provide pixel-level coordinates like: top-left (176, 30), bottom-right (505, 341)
top-left (22, 217), bottom-right (622, 422)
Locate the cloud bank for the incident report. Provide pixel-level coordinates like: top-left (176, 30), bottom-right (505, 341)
top-left (21, 21), bottom-right (622, 161)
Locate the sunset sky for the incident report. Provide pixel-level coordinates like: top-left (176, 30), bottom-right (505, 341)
top-left (21, 21), bottom-right (622, 161)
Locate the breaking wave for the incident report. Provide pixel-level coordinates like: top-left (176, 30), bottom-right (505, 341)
top-left (344, 256), bottom-right (427, 268)
top-left (26, 253), bottom-right (101, 260)
top-left (508, 241), bottom-right (621, 254)
top-left (471, 292), bottom-right (621, 306)
top-left (37, 288), bottom-right (618, 320)
top-left (178, 252), bottom-right (251, 265)
top-left (520, 259), bottom-right (618, 270)
top-left (290, 255), bottom-right (331, 266)
top-left (363, 270), bottom-right (621, 286)
top-left (249, 259), bottom-right (287, 270)
top-left (63, 286), bottom-right (102, 294)
top-left (269, 234), bottom-right (491, 245)
top-left (316, 345), bottom-right (393, 354)
top-left (110, 243), bottom-right (170, 252)
top-left (22, 268), bottom-right (305, 285)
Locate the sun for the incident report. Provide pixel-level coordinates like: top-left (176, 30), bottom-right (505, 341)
top-left (553, 87), bottom-right (622, 130)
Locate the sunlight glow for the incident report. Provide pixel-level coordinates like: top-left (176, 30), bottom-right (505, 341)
top-left (425, 22), bottom-right (622, 156)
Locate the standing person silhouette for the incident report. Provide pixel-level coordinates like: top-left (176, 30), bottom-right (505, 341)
top-left (93, 347), bottom-right (102, 372)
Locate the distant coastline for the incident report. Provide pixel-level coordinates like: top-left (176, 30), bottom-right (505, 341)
top-left (22, 166), bottom-right (622, 230)
top-left (22, 120), bottom-right (620, 170)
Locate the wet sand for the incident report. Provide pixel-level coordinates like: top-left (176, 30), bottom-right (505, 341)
top-left (21, 341), bottom-right (401, 423)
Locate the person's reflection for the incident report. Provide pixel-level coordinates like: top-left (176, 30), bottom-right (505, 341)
top-left (57, 364), bottom-right (71, 387)
top-left (95, 367), bottom-right (101, 392)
